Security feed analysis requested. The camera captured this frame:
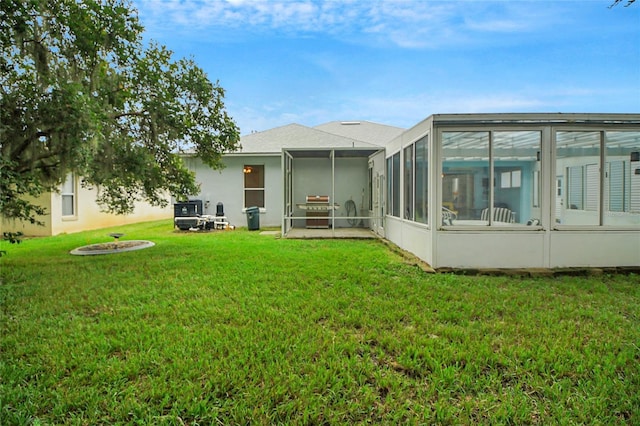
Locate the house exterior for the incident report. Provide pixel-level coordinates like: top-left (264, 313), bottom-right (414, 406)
top-left (0, 173), bottom-right (172, 237)
top-left (180, 121), bottom-right (403, 229)
top-left (186, 113), bottom-right (640, 270)
top-left (6, 113), bottom-right (639, 270)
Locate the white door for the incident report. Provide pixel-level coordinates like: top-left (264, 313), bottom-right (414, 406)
top-left (284, 153), bottom-right (294, 233)
top-left (376, 172), bottom-right (385, 235)
top-left (555, 176), bottom-right (564, 224)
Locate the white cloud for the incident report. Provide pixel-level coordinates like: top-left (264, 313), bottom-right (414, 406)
top-left (134, 0), bottom-right (561, 48)
top-left (130, 1), bottom-right (640, 133)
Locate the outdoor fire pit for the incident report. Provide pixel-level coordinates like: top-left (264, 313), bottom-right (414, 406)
top-left (70, 234), bottom-right (154, 256)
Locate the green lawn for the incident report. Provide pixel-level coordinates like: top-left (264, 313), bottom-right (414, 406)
top-left (1, 220), bottom-right (638, 425)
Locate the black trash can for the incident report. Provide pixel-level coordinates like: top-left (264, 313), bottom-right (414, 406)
top-left (246, 206), bottom-right (260, 231)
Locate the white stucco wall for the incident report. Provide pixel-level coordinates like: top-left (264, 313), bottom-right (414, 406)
top-left (1, 184), bottom-right (172, 237)
top-left (185, 155), bottom-right (283, 228)
top-left (0, 192), bottom-right (53, 237)
top-left (50, 184), bottom-right (172, 235)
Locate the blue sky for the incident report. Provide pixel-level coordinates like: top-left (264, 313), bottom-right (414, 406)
top-left (133, 0), bottom-right (640, 135)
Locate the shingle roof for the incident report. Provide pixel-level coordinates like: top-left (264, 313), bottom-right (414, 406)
top-left (314, 121), bottom-right (404, 146)
top-left (236, 123), bottom-right (383, 154)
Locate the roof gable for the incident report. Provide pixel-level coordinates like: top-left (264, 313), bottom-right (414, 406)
top-left (237, 123), bottom-right (382, 154)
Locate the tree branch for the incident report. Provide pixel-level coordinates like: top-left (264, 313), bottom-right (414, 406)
top-left (16, 151), bottom-right (62, 173)
top-left (609, 0), bottom-right (636, 7)
top-left (112, 111), bottom-right (147, 119)
top-left (8, 130), bottom-right (53, 160)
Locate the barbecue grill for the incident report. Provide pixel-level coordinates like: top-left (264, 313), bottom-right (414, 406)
top-left (296, 195), bottom-right (340, 228)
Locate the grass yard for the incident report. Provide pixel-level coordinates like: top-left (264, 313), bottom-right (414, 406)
top-left (1, 220), bottom-right (639, 425)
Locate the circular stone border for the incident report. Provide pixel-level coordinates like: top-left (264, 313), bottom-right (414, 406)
top-left (70, 240), bottom-right (155, 256)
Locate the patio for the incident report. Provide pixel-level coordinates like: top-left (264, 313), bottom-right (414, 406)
top-left (284, 227), bottom-right (379, 239)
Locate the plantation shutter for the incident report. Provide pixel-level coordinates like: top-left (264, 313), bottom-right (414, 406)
top-left (608, 161), bottom-right (625, 212)
top-left (567, 166), bottom-right (583, 210)
top-left (631, 170), bottom-right (640, 212)
top-left (585, 163), bottom-right (599, 211)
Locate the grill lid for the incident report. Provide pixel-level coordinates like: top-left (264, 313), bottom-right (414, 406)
top-left (306, 195), bottom-right (329, 203)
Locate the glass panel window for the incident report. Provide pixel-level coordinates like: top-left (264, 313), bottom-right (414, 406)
top-left (442, 131), bottom-right (489, 225)
top-left (243, 165), bottom-right (265, 208)
top-left (414, 136), bottom-right (428, 224)
top-left (555, 131), bottom-right (600, 226)
top-left (493, 131), bottom-right (541, 225)
top-left (61, 173), bottom-right (75, 216)
top-left (368, 166), bottom-right (373, 211)
top-left (442, 131), bottom-right (540, 227)
top-left (403, 145), bottom-right (413, 220)
top-left (533, 171), bottom-right (540, 208)
top-left (392, 153), bottom-right (400, 217)
top-left (386, 157), bottom-right (393, 217)
top-left (604, 131), bottom-right (640, 226)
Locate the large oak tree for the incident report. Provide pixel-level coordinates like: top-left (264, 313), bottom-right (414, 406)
top-left (0, 0), bottom-right (240, 224)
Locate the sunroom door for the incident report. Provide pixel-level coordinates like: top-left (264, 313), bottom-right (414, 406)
top-left (283, 152), bottom-right (294, 234)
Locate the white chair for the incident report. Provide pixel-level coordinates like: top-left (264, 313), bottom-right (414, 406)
top-left (480, 207), bottom-right (515, 223)
top-left (442, 206), bottom-right (458, 225)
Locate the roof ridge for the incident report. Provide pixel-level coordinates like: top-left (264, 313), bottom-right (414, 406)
top-left (310, 126), bottom-right (383, 148)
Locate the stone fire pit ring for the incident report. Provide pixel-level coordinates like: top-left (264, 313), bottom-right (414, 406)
top-left (70, 240), bottom-right (155, 256)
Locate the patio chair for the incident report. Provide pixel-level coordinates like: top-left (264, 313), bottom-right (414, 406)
top-left (480, 207), bottom-right (515, 223)
top-left (442, 206), bottom-right (457, 225)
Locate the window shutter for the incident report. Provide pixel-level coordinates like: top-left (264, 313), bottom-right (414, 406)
top-left (608, 161), bottom-right (625, 212)
top-left (585, 163), bottom-right (599, 211)
top-left (567, 166), bottom-right (583, 210)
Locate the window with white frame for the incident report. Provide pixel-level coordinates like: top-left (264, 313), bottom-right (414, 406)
top-left (414, 136), bottom-right (428, 224)
top-left (61, 173), bottom-right (76, 216)
top-left (387, 153), bottom-right (401, 217)
top-left (442, 130), bottom-right (541, 226)
top-left (243, 165), bottom-right (265, 208)
top-left (556, 130), bottom-right (640, 227)
top-left (604, 131), bottom-right (640, 226)
top-left (392, 153), bottom-right (400, 217)
top-left (556, 131), bottom-right (600, 225)
top-left (441, 131), bottom-right (490, 225)
top-left (403, 136), bottom-right (428, 224)
top-left (387, 157), bottom-right (392, 216)
top-left (403, 145), bottom-right (413, 220)
top-left (492, 131), bottom-right (540, 225)
top-left (368, 166), bottom-right (373, 211)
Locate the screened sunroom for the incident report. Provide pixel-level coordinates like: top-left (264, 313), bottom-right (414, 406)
top-left (379, 113), bottom-right (640, 269)
top-left (282, 147), bottom-right (383, 237)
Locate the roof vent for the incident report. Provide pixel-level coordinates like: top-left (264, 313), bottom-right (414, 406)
top-left (340, 121), bottom-right (361, 125)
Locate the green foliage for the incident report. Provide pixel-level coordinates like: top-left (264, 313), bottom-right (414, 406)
top-left (1, 221), bottom-right (639, 424)
top-left (0, 0), bottom-right (240, 221)
top-left (0, 231), bottom-right (22, 257)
